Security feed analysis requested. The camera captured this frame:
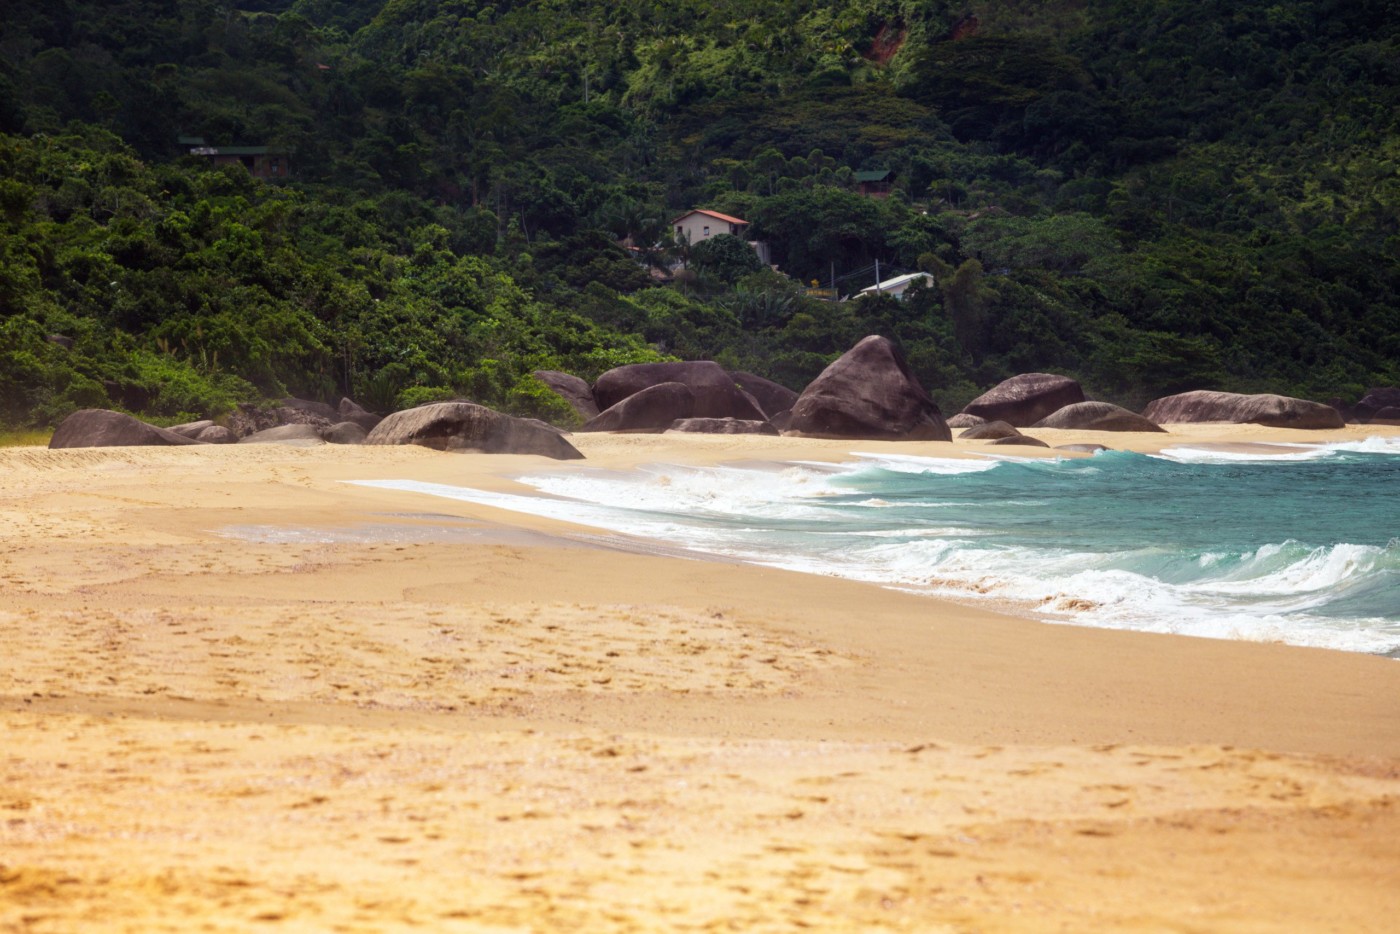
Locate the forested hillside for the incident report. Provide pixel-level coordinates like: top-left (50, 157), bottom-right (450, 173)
top-left (2, 0), bottom-right (1397, 427)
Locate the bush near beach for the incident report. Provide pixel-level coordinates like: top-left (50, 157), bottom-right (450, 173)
top-left (1, 0), bottom-right (1396, 429)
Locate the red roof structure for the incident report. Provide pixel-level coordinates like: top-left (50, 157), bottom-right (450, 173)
top-left (671, 208), bottom-right (748, 226)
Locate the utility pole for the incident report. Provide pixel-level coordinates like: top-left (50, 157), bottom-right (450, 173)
top-left (875, 258), bottom-right (882, 292)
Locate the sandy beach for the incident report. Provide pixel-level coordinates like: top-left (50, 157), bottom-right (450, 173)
top-left (3, 424), bottom-right (1399, 932)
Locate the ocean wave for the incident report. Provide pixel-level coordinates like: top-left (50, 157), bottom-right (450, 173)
top-left (847, 452), bottom-right (1001, 474)
top-left (1159, 436), bottom-right (1400, 464)
top-left (861, 538), bottom-right (1400, 654)
top-left (348, 447), bottom-right (1400, 655)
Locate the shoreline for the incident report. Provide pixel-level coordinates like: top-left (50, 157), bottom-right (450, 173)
top-left (350, 425), bottom-right (1400, 658)
top-left (3, 425), bottom-right (1400, 930)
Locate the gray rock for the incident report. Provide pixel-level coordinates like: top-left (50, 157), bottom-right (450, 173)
top-left (1142, 391), bottom-right (1345, 429)
top-left (1356, 388), bottom-right (1400, 422)
top-left (946, 413), bottom-right (987, 429)
top-left (49, 410), bottom-right (204, 449)
top-left (580, 383), bottom-right (696, 433)
top-left (223, 404), bottom-right (281, 439)
top-left (238, 424), bottom-right (326, 445)
top-left (667, 418), bottom-right (779, 435)
top-left (986, 434), bottom-right (1050, 448)
top-left (337, 397), bottom-right (382, 431)
top-left (1033, 401), bottom-right (1165, 432)
top-left (322, 421), bottom-right (368, 444)
top-left (195, 425), bottom-right (237, 444)
top-left (727, 371), bottom-right (799, 419)
top-left (959, 420), bottom-right (1022, 440)
top-left (279, 397), bottom-right (340, 422)
top-left (222, 403), bottom-right (333, 438)
top-left (532, 370), bottom-right (600, 421)
top-left (787, 336), bottom-right (950, 441)
top-left (593, 361), bottom-right (764, 421)
top-left (1369, 406), bottom-right (1400, 425)
top-left (962, 373), bottom-right (1084, 427)
top-left (365, 402), bottom-right (583, 459)
top-left (167, 419), bottom-right (215, 439)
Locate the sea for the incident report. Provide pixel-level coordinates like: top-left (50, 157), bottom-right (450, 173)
top-left (353, 438), bottom-right (1400, 656)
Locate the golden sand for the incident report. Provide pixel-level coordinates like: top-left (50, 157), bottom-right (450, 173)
top-left (2, 425), bottom-right (1398, 931)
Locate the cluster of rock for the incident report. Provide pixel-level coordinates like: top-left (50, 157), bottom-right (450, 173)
top-left (49, 397), bottom-right (382, 451)
top-left (1141, 390), bottom-right (1343, 430)
top-left (48, 396), bottom-right (588, 459)
top-left (48, 333), bottom-right (1395, 458)
top-left (536, 336), bottom-right (951, 442)
top-left (1337, 387), bottom-right (1400, 425)
top-left (943, 374), bottom-right (1359, 438)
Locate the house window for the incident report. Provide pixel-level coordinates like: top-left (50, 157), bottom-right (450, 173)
top-left (703, 225), bottom-right (710, 236)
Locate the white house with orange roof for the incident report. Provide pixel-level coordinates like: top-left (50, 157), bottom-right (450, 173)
top-left (670, 208), bottom-right (771, 265)
top-left (671, 208), bottom-right (749, 245)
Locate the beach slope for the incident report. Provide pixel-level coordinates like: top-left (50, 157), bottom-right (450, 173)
top-left (2, 430), bottom-right (1397, 931)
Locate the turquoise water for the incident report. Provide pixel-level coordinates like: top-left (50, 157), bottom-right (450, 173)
top-left (353, 438), bottom-right (1400, 655)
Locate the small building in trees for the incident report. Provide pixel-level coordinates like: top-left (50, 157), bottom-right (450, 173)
top-left (181, 137), bottom-right (290, 179)
top-left (854, 169), bottom-right (894, 198)
top-left (671, 208), bottom-right (770, 266)
top-left (672, 208), bottom-right (749, 245)
top-left (856, 271), bottom-right (933, 300)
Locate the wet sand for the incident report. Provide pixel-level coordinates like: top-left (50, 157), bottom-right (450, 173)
top-left (2, 424), bottom-right (1399, 931)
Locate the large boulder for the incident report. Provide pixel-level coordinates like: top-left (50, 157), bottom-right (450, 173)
top-left (49, 410), bottom-right (204, 449)
top-left (223, 404), bottom-right (280, 439)
top-left (366, 402), bottom-right (583, 459)
top-left (532, 370), bottom-right (600, 421)
top-left (195, 425), bottom-right (237, 444)
top-left (1355, 387), bottom-right (1400, 422)
top-left (728, 371), bottom-right (799, 419)
top-left (1369, 406), bottom-right (1400, 426)
top-left (580, 383), bottom-right (696, 433)
top-left (337, 397), bottom-right (382, 431)
top-left (961, 373), bottom-right (1085, 427)
top-left (322, 422), bottom-right (368, 445)
top-left (1142, 391), bottom-right (1345, 429)
top-left (279, 397), bottom-right (340, 422)
top-left (238, 424), bottom-right (326, 445)
top-left (946, 413), bottom-right (987, 429)
top-left (959, 420), bottom-right (1022, 440)
top-left (167, 419), bottom-right (214, 439)
top-left (223, 402), bottom-right (333, 439)
top-left (1033, 401), bottom-right (1166, 433)
top-left (1325, 398), bottom-right (1355, 424)
top-left (786, 336), bottom-right (951, 441)
top-left (667, 418), bottom-right (779, 435)
top-left (987, 435), bottom-right (1050, 448)
top-left (593, 361), bottom-right (763, 420)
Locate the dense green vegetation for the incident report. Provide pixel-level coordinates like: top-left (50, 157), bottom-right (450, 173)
top-left (2, 0), bottom-right (1396, 427)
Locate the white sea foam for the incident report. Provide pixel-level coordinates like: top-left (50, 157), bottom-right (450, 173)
top-left (519, 463), bottom-right (846, 522)
top-left (349, 453), bottom-right (1400, 656)
top-left (848, 452), bottom-right (1001, 474)
top-left (1159, 436), bottom-right (1400, 464)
